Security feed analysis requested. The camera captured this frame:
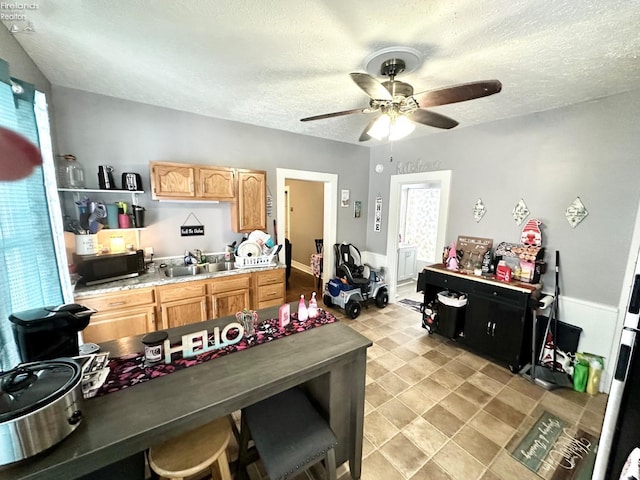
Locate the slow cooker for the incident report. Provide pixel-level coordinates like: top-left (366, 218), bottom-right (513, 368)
top-left (0, 358), bottom-right (83, 466)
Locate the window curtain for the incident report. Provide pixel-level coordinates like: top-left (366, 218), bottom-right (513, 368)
top-left (0, 58), bottom-right (64, 370)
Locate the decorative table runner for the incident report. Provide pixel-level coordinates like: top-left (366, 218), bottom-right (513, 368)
top-left (96, 310), bottom-right (337, 397)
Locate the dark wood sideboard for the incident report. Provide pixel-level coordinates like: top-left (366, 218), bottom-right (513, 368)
top-left (419, 264), bottom-right (541, 372)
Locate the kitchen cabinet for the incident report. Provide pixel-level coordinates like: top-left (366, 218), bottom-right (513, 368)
top-left (420, 264), bottom-right (538, 372)
top-left (207, 273), bottom-right (251, 318)
top-left (77, 287), bottom-right (156, 343)
top-left (231, 169), bottom-right (267, 232)
top-left (157, 280), bottom-right (208, 329)
top-left (149, 161), bottom-right (235, 201)
top-left (397, 245), bottom-right (417, 282)
top-left (252, 268), bottom-right (285, 309)
top-left (463, 283), bottom-right (531, 371)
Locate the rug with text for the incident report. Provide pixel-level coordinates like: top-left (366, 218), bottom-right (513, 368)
top-left (509, 410), bottom-right (599, 480)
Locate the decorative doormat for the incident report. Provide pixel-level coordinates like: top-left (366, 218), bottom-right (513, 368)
top-left (398, 298), bottom-right (422, 314)
top-left (509, 410), bottom-right (599, 480)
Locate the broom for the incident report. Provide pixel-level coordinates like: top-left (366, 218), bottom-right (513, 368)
top-left (530, 250), bottom-right (573, 389)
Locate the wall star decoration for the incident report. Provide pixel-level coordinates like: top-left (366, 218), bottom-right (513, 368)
top-left (473, 198), bottom-right (486, 223)
top-left (565, 197), bottom-right (589, 228)
top-left (512, 198), bottom-right (530, 225)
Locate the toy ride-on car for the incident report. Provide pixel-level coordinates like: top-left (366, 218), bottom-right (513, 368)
top-left (322, 243), bottom-right (388, 319)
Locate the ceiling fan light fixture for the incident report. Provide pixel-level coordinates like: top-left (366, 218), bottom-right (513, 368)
top-left (367, 113), bottom-right (391, 140)
top-left (389, 115), bottom-right (415, 141)
top-left (367, 113), bottom-right (415, 141)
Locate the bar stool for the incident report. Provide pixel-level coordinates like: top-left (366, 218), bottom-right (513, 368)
top-left (238, 387), bottom-right (338, 480)
top-left (148, 416), bottom-right (232, 480)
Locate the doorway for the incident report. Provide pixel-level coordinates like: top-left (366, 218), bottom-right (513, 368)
top-left (276, 169), bottom-right (338, 293)
top-left (385, 171), bottom-right (452, 302)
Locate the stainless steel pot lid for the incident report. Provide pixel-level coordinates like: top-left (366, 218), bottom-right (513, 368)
top-left (0, 359), bottom-right (81, 422)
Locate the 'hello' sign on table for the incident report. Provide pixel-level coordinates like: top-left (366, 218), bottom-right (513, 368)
top-left (163, 322), bottom-right (244, 363)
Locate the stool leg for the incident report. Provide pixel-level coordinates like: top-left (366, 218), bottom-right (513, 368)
top-left (325, 447), bottom-right (336, 480)
top-left (215, 449), bottom-right (232, 480)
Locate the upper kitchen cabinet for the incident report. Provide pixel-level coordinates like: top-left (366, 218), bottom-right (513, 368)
top-left (231, 169), bottom-right (267, 232)
top-left (150, 161), bottom-right (235, 201)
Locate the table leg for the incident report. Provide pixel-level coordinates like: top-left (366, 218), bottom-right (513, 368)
top-left (349, 349), bottom-right (367, 479)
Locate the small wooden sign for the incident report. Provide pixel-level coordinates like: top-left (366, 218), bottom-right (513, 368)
top-left (456, 236), bottom-right (493, 271)
top-left (181, 225), bottom-right (205, 236)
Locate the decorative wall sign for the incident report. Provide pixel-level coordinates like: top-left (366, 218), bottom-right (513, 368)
top-left (395, 159), bottom-right (442, 174)
top-left (473, 198), bottom-right (486, 223)
top-left (566, 197), bottom-right (589, 228)
top-left (374, 194), bottom-right (382, 232)
top-left (181, 212), bottom-right (204, 236)
top-left (354, 200), bottom-right (362, 218)
top-left (266, 194), bottom-right (273, 217)
top-left (341, 189), bottom-right (350, 207)
top-left (512, 198), bottom-right (530, 225)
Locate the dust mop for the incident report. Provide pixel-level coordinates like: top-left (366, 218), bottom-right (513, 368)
top-left (521, 251), bottom-right (573, 390)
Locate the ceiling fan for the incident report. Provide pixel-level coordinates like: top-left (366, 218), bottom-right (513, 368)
top-left (300, 57), bottom-right (502, 142)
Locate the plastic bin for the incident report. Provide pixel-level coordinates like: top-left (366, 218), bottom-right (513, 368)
top-left (436, 291), bottom-right (467, 339)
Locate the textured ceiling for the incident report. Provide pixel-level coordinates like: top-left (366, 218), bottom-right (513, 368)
top-left (2, 1), bottom-right (638, 145)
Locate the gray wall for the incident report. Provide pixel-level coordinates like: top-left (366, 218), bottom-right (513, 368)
top-left (0, 27), bottom-right (50, 96)
top-left (51, 86), bottom-right (370, 257)
top-left (367, 90), bottom-right (640, 306)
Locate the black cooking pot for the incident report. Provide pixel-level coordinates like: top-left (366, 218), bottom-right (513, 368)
top-left (0, 358), bottom-right (83, 465)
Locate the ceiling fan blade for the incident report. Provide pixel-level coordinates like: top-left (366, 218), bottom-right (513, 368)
top-left (358, 117), bottom-right (379, 142)
top-left (300, 107), bottom-right (366, 122)
top-left (413, 80), bottom-right (502, 108)
top-left (350, 73), bottom-right (393, 101)
top-left (407, 109), bottom-right (459, 129)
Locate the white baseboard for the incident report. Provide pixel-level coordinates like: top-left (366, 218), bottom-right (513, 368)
top-left (291, 260), bottom-right (312, 276)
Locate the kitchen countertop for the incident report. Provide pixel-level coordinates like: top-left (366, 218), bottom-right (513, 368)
top-left (74, 263), bottom-right (286, 298)
top-left (0, 304), bottom-right (371, 480)
top-left (424, 263), bottom-right (541, 294)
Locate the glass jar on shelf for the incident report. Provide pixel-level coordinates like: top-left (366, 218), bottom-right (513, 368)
top-left (56, 154), bottom-right (85, 188)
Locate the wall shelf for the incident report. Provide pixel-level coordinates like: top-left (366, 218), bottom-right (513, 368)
top-left (58, 188), bottom-right (144, 204)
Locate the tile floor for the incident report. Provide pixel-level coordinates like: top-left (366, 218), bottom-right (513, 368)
top-left (237, 276), bottom-right (608, 480)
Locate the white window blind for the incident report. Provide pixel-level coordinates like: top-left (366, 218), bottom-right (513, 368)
top-left (0, 58), bottom-right (63, 370)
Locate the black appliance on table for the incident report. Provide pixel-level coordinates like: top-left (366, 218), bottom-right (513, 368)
top-left (9, 304), bottom-right (95, 362)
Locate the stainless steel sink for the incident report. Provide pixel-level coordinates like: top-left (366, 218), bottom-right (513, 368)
top-left (163, 265), bottom-right (202, 277)
top-left (203, 262), bottom-right (236, 272)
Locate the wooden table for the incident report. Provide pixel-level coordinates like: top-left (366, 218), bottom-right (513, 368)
top-left (1, 304), bottom-right (371, 480)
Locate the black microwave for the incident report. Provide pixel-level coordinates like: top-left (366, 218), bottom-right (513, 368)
top-left (74, 250), bottom-right (145, 286)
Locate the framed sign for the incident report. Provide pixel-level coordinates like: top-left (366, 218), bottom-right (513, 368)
top-left (181, 225), bottom-right (205, 236)
top-left (341, 189), bottom-right (350, 207)
top-left (181, 212), bottom-right (204, 236)
top-left (374, 195), bottom-right (382, 232)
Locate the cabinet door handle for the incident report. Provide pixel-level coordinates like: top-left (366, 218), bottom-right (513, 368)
top-left (486, 322), bottom-right (491, 335)
top-left (492, 322), bottom-right (496, 337)
top-left (108, 301), bottom-right (125, 307)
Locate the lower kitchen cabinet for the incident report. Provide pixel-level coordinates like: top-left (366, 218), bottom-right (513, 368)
top-left (252, 268), bottom-right (285, 309)
top-left (78, 287), bottom-right (157, 343)
top-left (464, 293), bottom-right (530, 371)
top-left (157, 281), bottom-right (208, 329)
top-left (420, 264), bottom-right (537, 372)
top-left (83, 306), bottom-right (156, 344)
top-left (208, 273), bottom-right (251, 318)
top-left (76, 268), bottom-right (286, 342)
